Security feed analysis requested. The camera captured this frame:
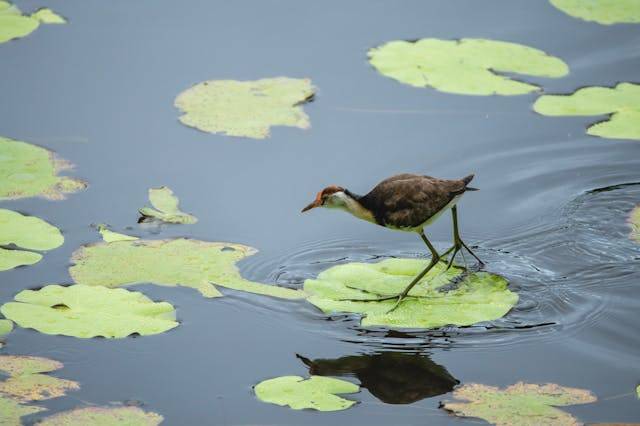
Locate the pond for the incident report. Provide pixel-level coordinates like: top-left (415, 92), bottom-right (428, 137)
top-left (1, 0), bottom-right (639, 424)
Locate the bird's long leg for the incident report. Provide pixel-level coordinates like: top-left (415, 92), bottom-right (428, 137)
top-left (419, 230), bottom-right (442, 263)
top-left (443, 205), bottom-right (484, 270)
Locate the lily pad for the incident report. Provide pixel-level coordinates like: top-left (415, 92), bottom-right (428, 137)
top-left (368, 38), bottom-right (568, 96)
top-left (0, 284), bottom-right (178, 338)
top-left (0, 355), bottom-right (79, 402)
top-left (304, 258), bottom-right (518, 329)
top-left (0, 2), bottom-right (65, 44)
top-left (442, 382), bottom-right (597, 425)
top-left (69, 238), bottom-right (306, 299)
top-left (0, 209), bottom-right (64, 271)
top-left (534, 83), bottom-right (640, 141)
top-left (0, 319), bottom-right (12, 336)
top-left (0, 395), bottom-right (44, 426)
top-left (550, 0), bottom-right (640, 25)
top-left (629, 205), bottom-right (640, 243)
top-left (254, 375), bottom-right (359, 411)
top-left (139, 186), bottom-right (197, 224)
top-left (37, 407), bottom-right (163, 426)
top-left (0, 137), bottom-right (86, 200)
top-left (175, 77), bottom-right (315, 139)
top-left (97, 225), bottom-right (138, 243)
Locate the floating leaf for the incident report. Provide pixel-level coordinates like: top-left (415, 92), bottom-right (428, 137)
top-left (368, 38), bottom-right (568, 96)
top-left (97, 225), bottom-right (138, 243)
top-left (550, 0), bottom-right (640, 25)
top-left (0, 395), bottom-right (44, 426)
top-left (0, 355), bottom-right (79, 402)
top-left (0, 209), bottom-right (63, 271)
top-left (304, 258), bottom-right (518, 329)
top-left (0, 2), bottom-right (65, 44)
top-left (637, 384), bottom-right (640, 399)
top-left (37, 407), bottom-right (163, 426)
top-left (175, 77), bottom-right (315, 139)
top-left (69, 238), bottom-right (306, 299)
top-left (0, 137), bottom-right (86, 200)
top-left (139, 187), bottom-right (197, 224)
top-left (1, 284), bottom-right (178, 338)
top-left (0, 319), bottom-right (12, 336)
top-left (442, 382), bottom-right (596, 425)
top-left (534, 83), bottom-right (640, 141)
top-left (629, 205), bottom-right (640, 243)
top-left (30, 8), bottom-right (66, 24)
top-left (254, 376), bottom-right (359, 411)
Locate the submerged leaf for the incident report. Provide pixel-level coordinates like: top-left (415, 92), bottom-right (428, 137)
top-left (0, 394), bottom-right (44, 426)
top-left (629, 205), bottom-right (640, 243)
top-left (30, 8), bottom-right (66, 24)
top-left (0, 137), bottom-right (86, 200)
top-left (0, 355), bottom-right (79, 402)
top-left (0, 284), bottom-right (178, 338)
top-left (534, 83), bottom-right (640, 141)
top-left (175, 77), bottom-right (315, 139)
top-left (139, 187), bottom-right (197, 224)
top-left (254, 375), bottom-right (359, 411)
top-left (304, 258), bottom-right (518, 329)
top-left (97, 225), bottom-right (138, 243)
top-left (0, 2), bottom-right (65, 44)
top-left (368, 38), bottom-right (568, 96)
top-left (550, 0), bottom-right (640, 25)
top-left (69, 238), bottom-right (306, 300)
top-left (442, 382), bottom-right (596, 425)
top-left (37, 406), bottom-right (163, 426)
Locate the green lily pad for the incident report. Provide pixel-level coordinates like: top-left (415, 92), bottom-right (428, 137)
top-left (0, 2), bottom-right (65, 44)
top-left (37, 407), bottom-right (163, 426)
top-left (442, 382), bottom-right (597, 425)
top-left (97, 225), bottom-right (138, 243)
top-left (534, 83), bottom-right (640, 141)
top-left (0, 137), bottom-right (86, 200)
top-left (0, 284), bottom-right (178, 338)
top-left (175, 77), bottom-right (315, 139)
top-left (139, 186), bottom-right (197, 224)
top-left (550, 0), bottom-right (640, 25)
top-left (0, 355), bottom-right (79, 402)
top-left (368, 38), bottom-right (568, 96)
top-left (0, 319), bottom-right (12, 336)
top-left (254, 375), bottom-right (359, 411)
top-left (0, 395), bottom-right (44, 426)
top-left (629, 205), bottom-right (640, 243)
top-left (69, 238), bottom-right (306, 299)
top-left (304, 258), bottom-right (518, 329)
top-left (0, 209), bottom-right (64, 271)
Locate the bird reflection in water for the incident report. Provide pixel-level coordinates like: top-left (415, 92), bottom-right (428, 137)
top-left (296, 352), bottom-right (458, 404)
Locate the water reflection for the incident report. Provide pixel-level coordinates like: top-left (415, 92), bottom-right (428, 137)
top-left (296, 352), bottom-right (458, 404)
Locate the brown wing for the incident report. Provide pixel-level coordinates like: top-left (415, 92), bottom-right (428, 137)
top-left (360, 174), bottom-right (467, 228)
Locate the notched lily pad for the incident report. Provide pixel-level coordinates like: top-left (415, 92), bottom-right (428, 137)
top-left (442, 382), bottom-right (597, 425)
top-left (175, 77), bottom-right (315, 139)
top-left (69, 238), bottom-right (306, 299)
top-left (139, 186), bottom-right (197, 224)
top-left (628, 205), bottom-right (640, 243)
top-left (0, 394), bottom-right (44, 426)
top-left (37, 406), bottom-right (163, 425)
top-left (0, 2), bottom-right (65, 44)
top-left (304, 258), bottom-right (518, 329)
top-left (534, 83), bottom-right (640, 141)
top-left (368, 38), bottom-right (568, 96)
top-left (0, 209), bottom-right (63, 271)
top-left (0, 137), bottom-right (86, 200)
top-left (0, 284), bottom-right (178, 338)
top-left (0, 355), bottom-right (79, 402)
top-left (550, 0), bottom-right (640, 25)
top-left (254, 375), bottom-right (359, 411)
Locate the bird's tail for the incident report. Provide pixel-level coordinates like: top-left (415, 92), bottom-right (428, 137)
top-left (462, 174), bottom-right (479, 191)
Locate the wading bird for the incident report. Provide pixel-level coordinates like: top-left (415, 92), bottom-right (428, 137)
top-left (302, 173), bottom-right (482, 308)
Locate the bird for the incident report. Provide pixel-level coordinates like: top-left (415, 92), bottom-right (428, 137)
top-left (301, 173), bottom-right (482, 309)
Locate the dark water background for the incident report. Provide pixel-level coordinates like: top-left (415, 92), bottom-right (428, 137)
top-left (2, 0), bottom-right (640, 424)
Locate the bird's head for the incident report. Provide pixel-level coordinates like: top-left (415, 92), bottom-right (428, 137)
top-left (301, 185), bottom-right (347, 212)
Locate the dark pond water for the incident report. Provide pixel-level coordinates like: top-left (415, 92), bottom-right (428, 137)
top-left (2, 0), bottom-right (640, 424)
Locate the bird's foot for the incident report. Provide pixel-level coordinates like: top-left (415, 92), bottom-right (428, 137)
top-left (442, 239), bottom-right (484, 270)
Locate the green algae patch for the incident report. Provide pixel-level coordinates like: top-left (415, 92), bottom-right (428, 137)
top-left (304, 258), bottom-right (518, 329)
top-left (0, 355), bottom-right (79, 402)
top-left (37, 406), bottom-right (163, 426)
top-left (442, 382), bottom-right (596, 425)
top-left (0, 395), bottom-right (44, 426)
top-left (0, 284), bottom-right (178, 338)
top-left (69, 238), bottom-right (306, 300)
top-left (0, 209), bottom-right (63, 271)
top-left (0, 137), bottom-right (86, 200)
top-left (255, 375), bottom-right (359, 411)
top-left (175, 77), bottom-right (315, 139)
top-left (534, 83), bottom-right (640, 141)
top-left (139, 186), bottom-right (197, 224)
top-left (97, 225), bottom-right (139, 243)
top-left (368, 38), bottom-right (568, 96)
top-left (0, 2), bottom-right (65, 44)
top-left (630, 205), bottom-right (640, 243)
top-left (550, 0), bottom-right (640, 25)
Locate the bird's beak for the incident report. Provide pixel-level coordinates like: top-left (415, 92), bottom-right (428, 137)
top-left (301, 200), bottom-right (320, 213)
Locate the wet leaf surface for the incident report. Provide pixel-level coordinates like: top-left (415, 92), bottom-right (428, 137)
top-left (37, 406), bottom-right (163, 425)
top-left (0, 284), bottom-right (178, 338)
top-left (175, 77), bottom-right (315, 139)
top-left (368, 38), bottom-right (568, 95)
top-left (442, 382), bottom-right (597, 425)
top-left (139, 186), bottom-right (197, 224)
top-left (254, 375), bottom-right (359, 411)
top-left (550, 0), bottom-right (640, 25)
top-left (0, 355), bottom-right (79, 402)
